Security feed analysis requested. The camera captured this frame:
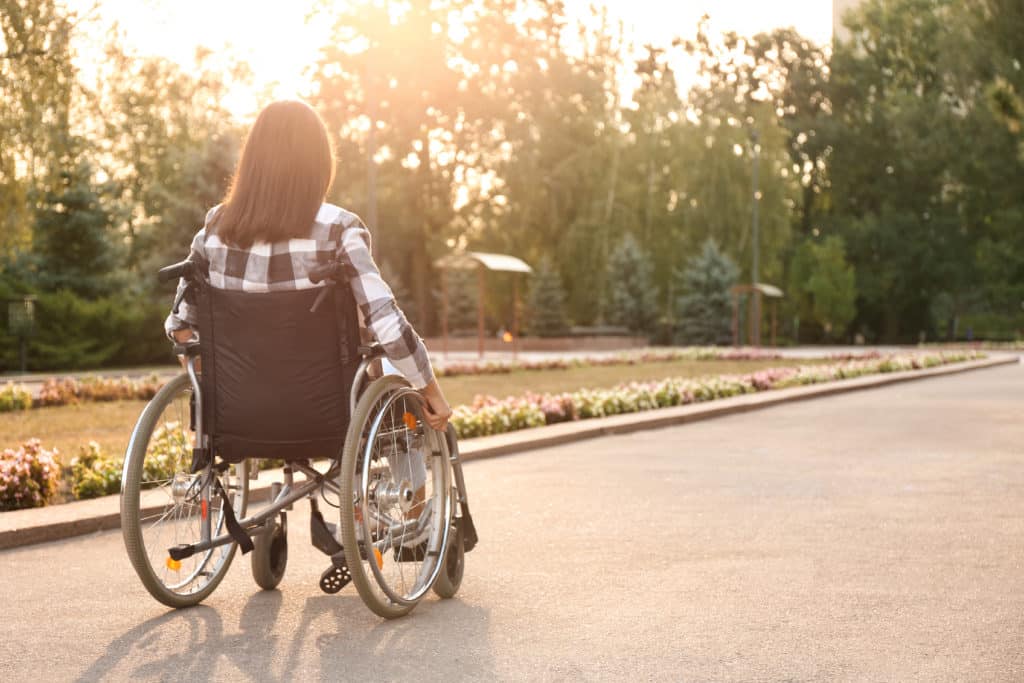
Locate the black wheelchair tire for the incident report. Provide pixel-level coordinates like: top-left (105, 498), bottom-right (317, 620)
top-left (251, 517), bottom-right (288, 591)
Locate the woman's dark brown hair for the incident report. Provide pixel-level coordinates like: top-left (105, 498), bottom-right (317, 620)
top-left (213, 100), bottom-right (335, 248)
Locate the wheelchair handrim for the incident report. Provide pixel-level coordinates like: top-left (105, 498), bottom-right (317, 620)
top-left (358, 388), bottom-right (452, 606)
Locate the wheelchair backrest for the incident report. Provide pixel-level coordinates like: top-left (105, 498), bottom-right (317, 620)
top-left (194, 282), bottom-right (362, 463)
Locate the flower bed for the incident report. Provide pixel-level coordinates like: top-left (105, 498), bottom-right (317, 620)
top-left (435, 346), bottom-right (784, 378)
top-left (36, 374), bottom-right (164, 407)
top-left (449, 351), bottom-right (982, 438)
top-left (67, 422), bottom-right (193, 500)
top-left (0, 440), bottom-right (62, 511)
top-left (0, 348), bottom-right (787, 413)
top-left (0, 374), bottom-right (166, 413)
top-left (0, 350), bottom-right (984, 508)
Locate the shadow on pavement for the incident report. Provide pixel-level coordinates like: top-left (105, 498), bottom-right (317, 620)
top-left (298, 594), bottom-right (495, 680)
top-left (77, 589), bottom-right (493, 681)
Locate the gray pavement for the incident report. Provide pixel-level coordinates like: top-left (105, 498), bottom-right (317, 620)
top-left (1, 363), bottom-right (1022, 681)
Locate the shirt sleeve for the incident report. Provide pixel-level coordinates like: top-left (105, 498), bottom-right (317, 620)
top-left (163, 227), bottom-right (207, 341)
top-left (337, 222), bottom-right (436, 390)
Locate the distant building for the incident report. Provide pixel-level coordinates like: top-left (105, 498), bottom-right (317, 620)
top-left (833, 0), bottom-right (863, 43)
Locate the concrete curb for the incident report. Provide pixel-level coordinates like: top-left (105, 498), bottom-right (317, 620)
top-left (1, 354), bottom-right (1015, 551)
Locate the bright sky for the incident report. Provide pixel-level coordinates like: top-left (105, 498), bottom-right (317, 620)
top-left (72, 0), bottom-right (833, 119)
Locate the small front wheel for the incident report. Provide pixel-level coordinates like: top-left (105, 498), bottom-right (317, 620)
top-left (251, 517), bottom-right (288, 591)
top-left (432, 519), bottom-right (465, 599)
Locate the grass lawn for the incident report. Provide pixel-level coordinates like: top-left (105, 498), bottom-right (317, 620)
top-left (1, 357), bottom-right (821, 464)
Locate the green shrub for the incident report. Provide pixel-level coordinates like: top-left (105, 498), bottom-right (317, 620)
top-left (0, 439), bottom-right (62, 510)
top-left (0, 383), bottom-right (33, 412)
top-left (69, 422), bottom-right (191, 500)
top-left (70, 441), bottom-right (122, 500)
top-left (21, 290), bottom-right (170, 371)
top-left (143, 421), bottom-right (192, 483)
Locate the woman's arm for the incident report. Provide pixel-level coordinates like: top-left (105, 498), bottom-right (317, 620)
top-left (163, 227), bottom-right (208, 341)
top-left (337, 222), bottom-right (452, 429)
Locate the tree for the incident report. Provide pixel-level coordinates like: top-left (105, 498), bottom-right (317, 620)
top-left (445, 269), bottom-right (479, 334)
top-left (89, 42), bottom-right (242, 273)
top-left (824, 0), bottom-right (1022, 340)
top-left (310, 0), bottom-right (465, 335)
top-left (0, 0), bottom-right (80, 258)
top-left (526, 256), bottom-right (568, 337)
top-left (605, 233), bottom-right (659, 333)
top-left (674, 239), bottom-right (738, 345)
top-left (676, 19), bottom-right (799, 288)
top-left (30, 159), bottom-right (117, 298)
top-left (789, 236), bottom-right (857, 340)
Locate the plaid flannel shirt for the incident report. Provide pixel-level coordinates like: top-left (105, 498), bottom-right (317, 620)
top-left (164, 202), bottom-right (436, 390)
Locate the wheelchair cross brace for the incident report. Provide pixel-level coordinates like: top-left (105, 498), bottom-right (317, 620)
top-left (169, 460), bottom-right (341, 561)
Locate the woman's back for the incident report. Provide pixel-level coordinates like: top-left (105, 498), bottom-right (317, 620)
top-left (164, 99), bottom-right (450, 430)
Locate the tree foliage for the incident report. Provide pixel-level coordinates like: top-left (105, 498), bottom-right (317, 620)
top-left (789, 236), bottom-right (856, 340)
top-left (5, 0), bottom-right (1024, 371)
top-left (606, 233), bottom-right (659, 334)
top-left (674, 240), bottom-right (738, 345)
top-left (526, 256), bottom-right (568, 337)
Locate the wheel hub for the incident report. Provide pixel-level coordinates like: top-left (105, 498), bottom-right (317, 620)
top-left (370, 478), bottom-right (415, 513)
top-left (170, 472), bottom-right (197, 504)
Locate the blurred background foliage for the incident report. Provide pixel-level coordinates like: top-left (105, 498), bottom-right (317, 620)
top-left (1, 0), bottom-right (1022, 370)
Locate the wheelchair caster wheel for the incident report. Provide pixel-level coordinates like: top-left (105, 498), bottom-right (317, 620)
top-left (433, 521), bottom-right (465, 599)
top-left (319, 558), bottom-right (352, 594)
top-left (252, 517), bottom-right (287, 590)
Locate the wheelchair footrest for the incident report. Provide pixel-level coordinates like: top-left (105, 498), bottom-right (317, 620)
top-left (168, 544), bottom-right (196, 561)
top-left (458, 510), bottom-right (479, 553)
top-left (309, 499), bottom-right (343, 557)
top-left (319, 552), bottom-right (352, 594)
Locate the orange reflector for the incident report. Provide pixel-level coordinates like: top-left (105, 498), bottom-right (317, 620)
top-left (373, 547), bottom-right (384, 569)
top-left (166, 557), bottom-right (182, 571)
top-left (201, 499), bottom-right (208, 519)
top-left (403, 411), bottom-right (417, 430)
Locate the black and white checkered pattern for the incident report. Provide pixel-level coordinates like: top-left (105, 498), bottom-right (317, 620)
top-left (165, 203), bottom-right (436, 389)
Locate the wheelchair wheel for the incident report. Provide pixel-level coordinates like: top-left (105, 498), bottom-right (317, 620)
top-left (432, 519), bottom-right (464, 599)
top-left (121, 374), bottom-right (249, 608)
top-left (339, 375), bottom-right (453, 619)
top-left (251, 516), bottom-right (288, 591)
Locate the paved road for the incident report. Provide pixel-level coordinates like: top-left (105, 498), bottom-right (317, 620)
top-left (1, 363), bottom-right (1022, 681)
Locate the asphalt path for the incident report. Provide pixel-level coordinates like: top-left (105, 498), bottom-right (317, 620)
top-left (1, 363), bottom-right (1022, 681)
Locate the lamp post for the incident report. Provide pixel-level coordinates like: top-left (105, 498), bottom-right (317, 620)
top-left (7, 296), bottom-right (36, 374)
top-left (749, 126), bottom-right (761, 346)
top-left (365, 63), bottom-right (379, 263)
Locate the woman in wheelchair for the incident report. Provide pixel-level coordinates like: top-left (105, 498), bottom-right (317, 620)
top-left (120, 100), bottom-right (476, 618)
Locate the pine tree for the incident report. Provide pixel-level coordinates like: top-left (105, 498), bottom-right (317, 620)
top-left (31, 159), bottom-right (117, 298)
top-left (445, 269), bottom-right (479, 334)
top-left (526, 256), bottom-right (568, 337)
top-left (674, 239), bottom-right (738, 345)
top-left (606, 233), bottom-right (659, 334)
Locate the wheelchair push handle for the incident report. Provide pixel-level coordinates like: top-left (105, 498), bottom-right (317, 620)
top-left (309, 261), bottom-right (342, 285)
top-left (158, 259), bottom-right (195, 283)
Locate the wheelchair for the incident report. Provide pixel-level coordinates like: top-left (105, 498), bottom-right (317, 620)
top-left (120, 258), bottom-right (477, 619)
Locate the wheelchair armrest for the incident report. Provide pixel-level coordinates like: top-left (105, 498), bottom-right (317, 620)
top-left (357, 342), bottom-right (385, 360)
top-left (173, 339), bottom-right (202, 357)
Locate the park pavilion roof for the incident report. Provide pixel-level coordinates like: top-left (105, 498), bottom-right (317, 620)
top-left (434, 251), bottom-right (533, 274)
